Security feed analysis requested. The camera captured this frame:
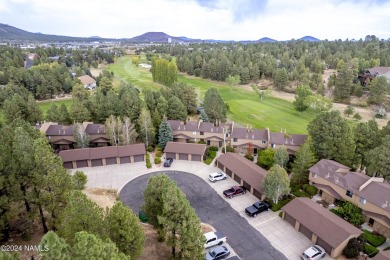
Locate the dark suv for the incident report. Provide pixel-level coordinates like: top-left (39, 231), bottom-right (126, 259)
top-left (163, 158), bottom-right (173, 167)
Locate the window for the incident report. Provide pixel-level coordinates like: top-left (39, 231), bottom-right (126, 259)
top-left (271, 144), bottom-right (276, 148)
top-left (360, 197), bottom-right (367, 204)
top-left (346, 190), bottom-right (353, 198)
top-left (233, 138), bottom-right (238, 142)
top-left (200, 132), bottom-right (204, 135)
top-left (192, 131), bottom-right (196, 135)
top-left (262, 140), bottom-right (266, 144)
top-left (312, 172), bottom-right (317, 178)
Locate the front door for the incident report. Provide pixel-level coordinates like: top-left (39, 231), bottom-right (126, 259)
top-left (368, 218), bottom-right (375, 226)
top-left (207, 140), bottom-right (211, 145)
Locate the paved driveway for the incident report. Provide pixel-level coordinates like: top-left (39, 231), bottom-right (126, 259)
top-left (120, 171), bottom-right (286, 260)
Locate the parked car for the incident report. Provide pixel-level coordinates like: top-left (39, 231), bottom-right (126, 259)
top-left (163, 158), bottom-right (173, 167)
top-left (223, 186), bottom-right (246, 199)
top-left (205, 245), bottom-right (230, 260)
top-left (204, 231), bottom-right (226, 248)
top-left (208, 171), bottom-right (227, 183)
top-left (245, 201), bottom-right (270, 217)
top-left (301, 245), bottom-right (326, 260)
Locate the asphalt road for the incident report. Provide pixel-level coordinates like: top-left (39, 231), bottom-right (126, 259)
top-left (119, 171), bottom-right (286, 260)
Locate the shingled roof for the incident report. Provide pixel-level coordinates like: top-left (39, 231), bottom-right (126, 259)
top-left (216, 153), bottom-right (268, 191)
top-left (46, 125), bottom-right (74, 136)
top-left (283, 198), bottom-right (362, 248)
top-left (164, 142), bottom-right (206, 155)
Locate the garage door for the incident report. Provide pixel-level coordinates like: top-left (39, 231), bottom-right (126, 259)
top-left (284, 213), bottom-right (296, 227)
top-left (134, 155), bottom-right (144, 162)
top-left (299, 224), bottom-right (313, 240)
top-left (226, 169), bottom-right (232, 177)
top-left (218, 162), bottom-right (224, 171)
top-left (120, 156), bottom-right (131, 164)
top-left (316, 237), bottom-right (333, 255)
top-left (243, 181), bottom-right (251, 191)
top-left (191, 154), bottom-right (201, 161)
top-left (91, 159), bottom-right (103, 167)
top-left (253, 189), bottom-right (262, 200)
top-left (106, 157), bottom-right (117, 165)
top-left (76, 160), bottom-right (88, 168)
top-left (166, 153), bottom-right (175, 159)
top-left (63, 162), bottom-right (73, 169)
top-left (234, 174), bottom-right (241, 183)
top-left (179, 153), bottom-right (188, 160)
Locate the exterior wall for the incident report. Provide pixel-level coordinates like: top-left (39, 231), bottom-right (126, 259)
top-left (373, 220), bottom-right (390, 238)
top-left (331, 235), bottom-right (358, 258)
top-left (321, 192), bottom-right (336, 205)
top-left (310, 173), bottom-right (390, 232)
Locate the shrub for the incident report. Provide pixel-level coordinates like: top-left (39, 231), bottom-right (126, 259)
top-left (155, 151), bottom-right (162, 158)
top-left (198, 140), bottom-right (206, 144)
top-left (292, 189), bottom-right (310, 198)
top-left (154, 157), bottom-right (161, 164)
top-left (222, 145), bottom-right (235, 153)
top-left (305, 185), bottom-right (318, 196)
top-left (146, 162), bottom-right (152, 169)
top-left (343, 237), bottom-right (363, 259)
top-left (244, 153), bottom-right (254, 161)
top-left (208, 146), bottom-right (219, 151)
top-left (384, 246), bottom-right (390, 251)
top-left (302, 184), bottom-right (308, 190)
top-left (330, 201), bottom-right (365, 226)
top-left (72, 171), bottom-right (87, 190)
top-left (355, 101), bottom-right (368, 107)
top-left (147, 146), bottom-right (154, 152)
top-left (204, 158), bottom-right (213, 165)
top-left (208, 150), bottom-right (217, 159)
top-left (361, 230), bottom-right (386, 247)
top-left (156, 146), bottom-right (162, 152)
top-left (270, 197), bottom-right (294, 212)
top-left (278, 211), bottom-right (283, 218)
top-left (145, 154), bottom-right (150, 160)
top-left (363, 243), bottom-right (379, 257)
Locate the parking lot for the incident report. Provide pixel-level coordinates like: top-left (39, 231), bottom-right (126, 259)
top-left (81, 159), bottom-right (333, 259)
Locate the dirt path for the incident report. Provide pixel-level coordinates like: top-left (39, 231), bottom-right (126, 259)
top-left (83, 188), bottom-right (117, 209)
top-left (36, 94), bottom-right (72, 102)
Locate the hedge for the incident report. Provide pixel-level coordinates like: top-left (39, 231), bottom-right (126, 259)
top-left (208, 146), bottom-right (219, 151)
top-left (155, 151), bottom-right (162, 158)
top-left (292, 189), bottom-right (311, 198)
top-left (147, 146), bottom-right (154, 152)
top-left (271, 197), bottom-right (294, 212)
top-left (305, 185), bottom-right (318, 196)
top-left (222, 145), bottom-right (235, 153)
top-left (156, 145), bottom-right (162, 151)
top-left (363, 243), bottom-right (379, 257)
top-left (198, 140), bottom-right (206, 144)
top-left (154, 157), bottom-right (161, 164)
top-left (208, 150), bottom-right (217, 159)
top-left (361, 230), bottom-right (386, 247)
top-left (204, 158), bottom-right (213, 165)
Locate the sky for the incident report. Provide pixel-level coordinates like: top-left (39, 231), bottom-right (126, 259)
top-left (1, 0), bottom-right (390, 41)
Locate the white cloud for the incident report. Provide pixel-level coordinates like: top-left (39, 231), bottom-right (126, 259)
top-left (0, 0), bottom-right (390, 40)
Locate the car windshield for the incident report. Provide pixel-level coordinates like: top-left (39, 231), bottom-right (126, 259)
top-left (313, 246), bottom-right (321, 252)
top-left (209, 250), bottom-right (217, 257)
top-left (303, 253), bottom-right (310, 258)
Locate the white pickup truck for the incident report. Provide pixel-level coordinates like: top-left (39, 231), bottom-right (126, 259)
top-left (204, 231), bottom-right (227, 248)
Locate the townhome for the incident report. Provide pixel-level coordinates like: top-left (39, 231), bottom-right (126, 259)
top-left (83, 122), bottom-right (110, 147)
top-left (168, 120), bottom-right (307, 153)
top-left (309, 159), bottom-right (390, 238)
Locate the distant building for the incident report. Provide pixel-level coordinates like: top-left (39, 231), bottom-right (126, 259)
top-left (168, 37), bottom-right (172, 43)
top-left (358, 66), bottom-right (390, 85)
top-left (24, 53), bottom-right (39, 69)
top-left (78, 75), bottom-right (96, 90)
top-left (139, 63), bottom-right (151, 69)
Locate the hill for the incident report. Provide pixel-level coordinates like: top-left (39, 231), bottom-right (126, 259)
top-left (257, 37), bottom-right (277, 42)
top-left (298, 36), bottom-right (320, 42)
top-left (128, 32), bottom-right (201, 43)
top-left (0, 23), bottom-right (115, 42)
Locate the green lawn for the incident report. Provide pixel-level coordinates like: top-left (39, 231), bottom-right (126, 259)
top-left (109, 56), bottom-right (316, 134)
top-left (38, 99), bottom-right (72, 118)
top-left (108, 56), bottom-right (161, 91)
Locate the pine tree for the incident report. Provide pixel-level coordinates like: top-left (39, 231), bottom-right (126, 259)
top-left (291, 138), bottom-right (317, 184)
top-left (369, 76), bottom-right (387, 105)
top-left (273, 68), bottom-right (289, 90)
top-left (308, 110), bottom-right (356, 167)
top-left (119, 83), bottom-right (141, 123)
top-left (262, 165), bottom-right (290, 204)
top-left (58, 103), bottom-right (70, 124)
top-left (167, 96), bottom-right (187, 121)
top-left (57, 191), bottom-right (104, 243)
top-left (156, 96), bottom-right (168, 117)
top-left (200, 110), bottom-right (209, 122)
top-left (39, 231), bottom-right (70, 260)
top-left (26, 94), bottom-right (43, 124)
top-left (69, 101), bottom-right (90, 123)
top-left (293, 85), bottom-right (312, 112)
top-left (203, 87), bottom-right (227, 124)
top-left (158, 118), bottom-right (173, 150)
top-left (105, 201), bottom-right (145, 258)
top-left (46, 103), bottom-right (60, 122)
top-left (333, 61), bottom-right (354, 103)
top-left (344, 105), bottom-right (354, 117)
top-left (366, 135), bottom-right (390, 181)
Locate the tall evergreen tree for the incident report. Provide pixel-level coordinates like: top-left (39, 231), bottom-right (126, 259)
top-left (291, 138), bottom-right (317, 184)
top-left (156, 95), bottom-right (168, 117)
top-left (293, 85), bottom-right (312, 112)
top-left (273, 68), bottom-right (289, 90)
top-left (200, 109), bottom-right (209, 122)
top-left (118, 83), bottom-right (141, 122)
top-left (368, 76), bottom-right (388, 105)
top-left (167, 96), bottom-right (187, 121)
top-left (158, 118), bottom-right (173, 150)
top-left (57, 191), bottom-right (104, 243)
top-left (366, 136), bottom-right (390, 181)
top-left (354, 120), bottom-right (380, 166)
top-left (58, 103), bottom-right (70, 124)
top-left (333, 61), bottom-right (354, 103)
top-left (203, 87), bottom-right (227, 124)
top-left (26, 94), bottom-right (43, 124)
top-left (105, 201), bottom-right (145, 258)
top-left (39, 231), bottom-right (70, 260)
top-left (308, 110), bottom-right (356, 167)
top-left (69, 101), bottom-right (90, 123)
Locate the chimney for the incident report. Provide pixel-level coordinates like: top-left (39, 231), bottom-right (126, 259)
top-left (58, 129), bottom-right (60, 134)
top-left (362, 166), bottom-right (366, 175)
top-left (247, 124), bottom-right (249, 132)
top-left (198, 120), bottom-right (202, 130)
top-left (291, 138), bottom-right (294, 145)
top-left (211, 127), bottom-right (213, 132)
top-left (326, 172), bottom-right (330, 178)
top-left (246, 133), bottom-right (248, 139)
top-left (356, 165), bottom-right (361, 173)
top-left (178, 125), bottom-right (181, 130)
top-left (231, 121), bottom-right (234, 135)
top-left (63, 130), bottom-right (65, 134)
top-left (334, 176), bottom-right (339, 183)
top-left (184, 125), bottom-right (186, 130)
top-left (252, 134), bottom-right (254, 139)
top-left (97, 128), bottom-right (100, 134)
top-left (280, 128), bottom-right (283, 133)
